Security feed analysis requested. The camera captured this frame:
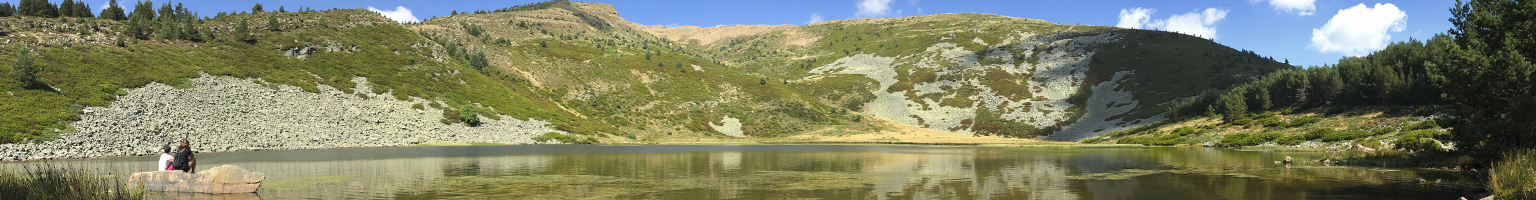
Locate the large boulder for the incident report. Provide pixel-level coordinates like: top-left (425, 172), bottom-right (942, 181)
top-left (128, 165), bottom-right (265, 194)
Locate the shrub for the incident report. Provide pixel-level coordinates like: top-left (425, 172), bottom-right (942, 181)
top-left (1318, 130), bottom-right (1372, 142)
top-left (1373, 127), bottom-right (1397, 136)
top-left (1171, 127), bottom-right (1200, 136)
top-left (531, 132), bottom-right (596, 144)
top-left (1403, 119), bottom-right (1439, 131)
top-left (1256, 116), bottom-right (1284, 127)
top-left (1392, 129), bottom-right (1450, 152)
top-left (1275, 135), bottom-right (1305, 145)
top-left (1117, 134), bottom-right (1186, 146)
top-left (1217, 133), bottom-right (1259, 147)
top-left (1301, 128), bottom-right (1332, 140)
top-left (1217, 132), bottom-right (1282, 147)
top-left (458, 106), bottom-right (480, 126)
top-left (1286, 116), bottom-right (1322, 127)
top-left (1491, 149), bottom-right (1536, 200)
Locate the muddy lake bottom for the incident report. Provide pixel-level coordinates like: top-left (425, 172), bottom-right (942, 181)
top-left (3, 145), bottom-right (1482, 199)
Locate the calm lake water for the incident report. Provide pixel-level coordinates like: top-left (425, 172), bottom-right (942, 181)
top-left (3, 145), bottom-right (1483, 199)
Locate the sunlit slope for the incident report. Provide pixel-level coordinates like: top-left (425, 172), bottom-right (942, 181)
top-left (417, 2), bottom-right (1293, 141)
top-left (0, 9), bottom-right (562, 142)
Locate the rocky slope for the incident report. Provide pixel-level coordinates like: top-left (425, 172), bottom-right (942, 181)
top-left (0, 75), bottom-right (560, 161)
top-left (0, 1), bottom-right (1297, 160)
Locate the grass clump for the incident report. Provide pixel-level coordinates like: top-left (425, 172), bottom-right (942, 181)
top-left (1491, 149), bottom-right (1536, 200)
top-left (532, 132), bottom-right (597, 144)
top-left (0, 165), bottom-right (145, 200)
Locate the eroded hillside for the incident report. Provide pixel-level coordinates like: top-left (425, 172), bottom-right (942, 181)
top-left (0, 0), bottom-right (1295, 155)
top-left (413, 2), bottom-right (1292, 141)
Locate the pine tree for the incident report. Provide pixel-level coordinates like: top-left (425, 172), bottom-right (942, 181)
top-left (98, 0), bottom-right (125, 20)
top-left (8, 44), bottom-right (38, 89)
top-left (251, 3), bottom-right (262, 13)
top-left (277, 6), bottom-right (285, 13)
top-left (234, 18), bottom-right (252, 43)
top-left (0, 3), bottom-right (14, 17)
top-left (266, 15), bottom-right (278, 31)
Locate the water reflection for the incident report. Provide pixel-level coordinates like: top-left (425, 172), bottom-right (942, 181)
top-left (0, 145), bottom-right (1479, 199)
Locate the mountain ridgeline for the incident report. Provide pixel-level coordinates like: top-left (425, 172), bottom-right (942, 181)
top-left (0, 0), bottom-right (1294, 146)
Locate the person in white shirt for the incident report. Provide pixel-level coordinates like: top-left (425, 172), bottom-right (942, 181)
top-left (157, 144), bottom-right (173, 171)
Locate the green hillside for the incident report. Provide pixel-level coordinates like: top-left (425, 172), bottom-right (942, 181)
top-left (1, 0), bottom-right (1295, 143)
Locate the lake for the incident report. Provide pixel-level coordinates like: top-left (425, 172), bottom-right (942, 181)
top-left (2, 145), bottom-right (1482, 199)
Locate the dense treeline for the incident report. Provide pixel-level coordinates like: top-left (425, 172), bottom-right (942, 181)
top-left (1164, 0), bottom-right (1534, 161)
top-left (0, 0), bottom-right (93, 18)
top-left (1166, 37), bottom-right (1446, 121)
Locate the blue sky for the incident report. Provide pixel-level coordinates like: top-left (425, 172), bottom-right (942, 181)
top-left (33, 0), bottom-right (1452, 67)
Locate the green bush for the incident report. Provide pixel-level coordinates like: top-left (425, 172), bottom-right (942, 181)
top-left (1402, 119), bottom-right (1439, 131)
top-left (458, 106), bottom-right (480, 126)
top-left (1275, 135), bottom-right (1306, 145)
top-left (1286, 116), bottom-right (1322, 127)
top-left (1372, 127), bottom-right (1397, 136)
top-left (1319, 130), bottom-right (1372, 142)
top-left (1393, 129), bottom-right (1450, 152)
top-left (1171, 127), bottom-right (1200, 136)
top-left (532, 132), bottom-right (597, 144)
top-left (1491, 149), bottom-right (1536, 200)
top-left (1255, 116), bottom-right (1284, 127)
top-left (1216, 132), bottom-right (1282, 147)
top-left (1217, 133), bottom-right (1258, 147)
top-left (1117, 134), bottom-right (1186, 146)
top-left (1301, 128), bottom-right (1332, 140)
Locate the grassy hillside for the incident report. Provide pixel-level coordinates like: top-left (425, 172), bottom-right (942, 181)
top-left (0, 9), bottom-right (558, 143)
top-left (2, 0), bottom-right (1298, 144)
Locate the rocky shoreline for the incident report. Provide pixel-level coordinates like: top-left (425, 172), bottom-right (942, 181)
top-left (0, 74), bottom-right (565, 161)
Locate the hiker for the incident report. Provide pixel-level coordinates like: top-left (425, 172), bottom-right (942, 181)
top-left (172, 140), bottom-right (197, 173)
top-left (157, 144), bottom-right (174, 171)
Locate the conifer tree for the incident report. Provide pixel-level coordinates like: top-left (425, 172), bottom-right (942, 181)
top-left (234, 18), bottom-right (252, 43)
top-left (98, 0), bottom-right (125, 20)
top-left (251, 3), bottom-right (262, 13)
top-left (0, 3), bottom-right (14, 17)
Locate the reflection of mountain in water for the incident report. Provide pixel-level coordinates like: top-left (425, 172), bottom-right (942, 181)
top-left (0, 145), bottom-right (1480, 199)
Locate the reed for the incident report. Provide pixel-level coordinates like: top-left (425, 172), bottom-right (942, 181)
top-left (0, 164), bottom-right (145, 200)
top-left (1491, 149), bottom-right (1536, 199)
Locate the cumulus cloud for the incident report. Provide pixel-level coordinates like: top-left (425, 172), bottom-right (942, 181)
top-left (1116, 8), bottom-right (1228, 40)
top-left (808, 13), bottom-right (825, 24)
top-left (1311, 3), bottom-right (1406, 56)
top-left (1116, 8), bottom-right (1155, 29)
top-left (854, 0), bottom-right (896, 18)
top-left (1269, 0), bottom-right (1316, 15)
top-left (367, 6), bottom-right (419, 23)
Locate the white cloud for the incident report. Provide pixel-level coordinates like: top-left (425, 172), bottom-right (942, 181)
top-left (367, 6), bottom-right (419, 23)
top-left (1269, 0), bottom-right (1316, 16)
top-left (1116, 8), bottom-right (1228, 40)
top-left (1311, 3), bottom-right (1407, 56)
top-left (1116, 8), bottom-right (1155, 29)
top-left (807, 13), bottom-right (825, 24)
top-left (854, 0), bottom-right (895, 18)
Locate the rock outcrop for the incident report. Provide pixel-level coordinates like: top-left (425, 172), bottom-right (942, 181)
top-left (129, 165), bottom-right (265, 194)
top-left (0, 74), bottom-right (564, 161)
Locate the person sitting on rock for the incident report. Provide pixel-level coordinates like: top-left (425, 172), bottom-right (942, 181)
top-left (158, 144), bottom-right (174, 171)
top-left (172, 140), bottom-right (197, 173)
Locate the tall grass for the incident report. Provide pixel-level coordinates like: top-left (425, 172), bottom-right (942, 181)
top-left (1491, 149), bottom-right (1536, 199)
top-left (0, 165), bottom-right (145, 200)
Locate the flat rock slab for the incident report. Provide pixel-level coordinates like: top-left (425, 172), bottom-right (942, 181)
top-left (129, 165), bottom-right (265, 194)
